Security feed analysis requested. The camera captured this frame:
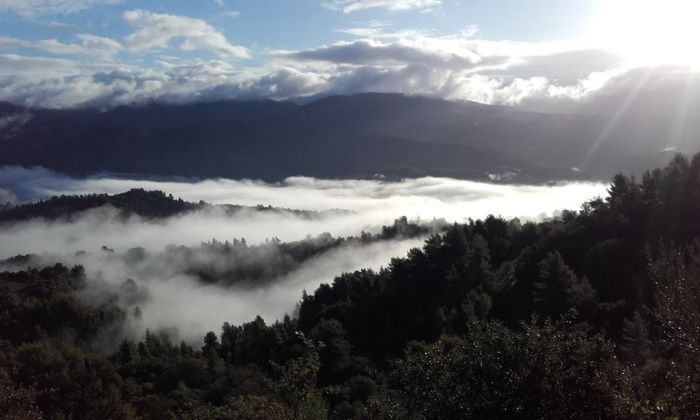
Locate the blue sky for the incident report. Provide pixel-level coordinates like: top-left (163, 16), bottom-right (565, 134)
top-left (0, 1), bottom-right (597, 56)
top-left (0, 0), bottom-right (695, 108)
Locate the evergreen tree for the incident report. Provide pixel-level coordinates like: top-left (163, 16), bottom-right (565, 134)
top-left (620, 311), bottom-right (651, 364)
top-left (534, 251), bottom-right (596, 319)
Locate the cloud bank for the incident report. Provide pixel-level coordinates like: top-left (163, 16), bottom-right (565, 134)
top-left (0, 166), bottom-right (607, 229)
top-left (1, 3), bottom-right (694, 111)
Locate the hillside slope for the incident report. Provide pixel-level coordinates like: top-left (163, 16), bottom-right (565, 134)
top-left (0, 93), bottom-right (697, 182)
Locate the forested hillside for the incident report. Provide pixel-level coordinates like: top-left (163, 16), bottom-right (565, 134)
top-left (0, 188), bottom-right (348, 224)
top-left (2, 93), bottom-right (694, 183)
top-left (3, 154), bottom-right (700, 419)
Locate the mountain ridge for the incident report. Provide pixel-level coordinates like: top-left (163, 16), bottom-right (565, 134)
top-left (0, 92), bottom-right (696, 183)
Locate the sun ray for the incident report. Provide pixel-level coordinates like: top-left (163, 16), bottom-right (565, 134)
top-left (579, 67), bottom-right (655, 170)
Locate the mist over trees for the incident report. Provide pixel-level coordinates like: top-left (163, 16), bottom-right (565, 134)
top-left (0, 188), bottom-right (350, 224)
top-left (2, 154), bottom-right (700, 418)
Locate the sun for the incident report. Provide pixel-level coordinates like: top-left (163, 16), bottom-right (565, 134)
top-left (588, 0), bottom-right (700, 67)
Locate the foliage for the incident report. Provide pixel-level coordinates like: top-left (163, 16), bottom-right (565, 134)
top-left (392, 316), bottom-right (621, 419)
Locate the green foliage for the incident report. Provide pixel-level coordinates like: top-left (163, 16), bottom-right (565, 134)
top-left (0, 264), bottom-right (125, 348)
top-left (2, 341), bottom-right (127, 419)
top-left (392, 317), bottom-right (622, 419)
top-left (271, 333), bottom-right (327, 420)
top-left (645, 240), bottom-right (700, 417)
top-left (533, 251), bottom-right (597, 319)
top-left (619, 310), bottom-right (652, 364)
top-left (0, 368), bottom-right (42, 420)
top-left (0, 189), bottom-right (201, 223)
top-left (179, 395), bottom-right (292, 420)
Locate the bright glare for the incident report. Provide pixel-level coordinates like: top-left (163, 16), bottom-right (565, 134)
top-left (589, 0), bottom-right (700, 67)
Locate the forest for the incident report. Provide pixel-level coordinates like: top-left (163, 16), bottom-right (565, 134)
top-left (2, 153), bottom-right (700, 419)
top-left (0, 188), bottom-right (350, 224)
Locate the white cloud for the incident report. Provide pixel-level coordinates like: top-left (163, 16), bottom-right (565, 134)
top-left (0, 167), bottom-right (607, 228)
top-left (0, 53), bottom-right (78, 76)
top-left (273, 32), bottom-right (622, 105)
top-left (335, 19), bottom-right (393, 37)
top-left (0, 49), bottom-right (631, 109)
top-left (0, 36), bottom-right (84, 55)
top-left (0, 34), bottom-right (123, 59)
top-left (336, 27), bottom-right (383, 37)
top-left (0, 56), bottom-right (329, 108)
top-left (324, 0), bottom-right (441, 13)
top-left (0, 0), bottom-right (122, 17)
top-left (76, 34), bottom-right (124, 56)
top-left (123, 9), bottom-right (250, 59)
top-left (0, 24), bottom-right (682, 111)
top-left (46, 21), bottom-right (77, 31)
top-left (221, 10), bottom-right (240, 18)
top-left (483, 49), bottom-right (624, 85)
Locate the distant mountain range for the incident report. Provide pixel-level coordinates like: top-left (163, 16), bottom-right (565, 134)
top-left (1, 92), bottom-right (697, 183)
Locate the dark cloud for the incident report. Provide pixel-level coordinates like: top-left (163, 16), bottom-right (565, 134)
top-left (283, 39), bottom-right (504, 70)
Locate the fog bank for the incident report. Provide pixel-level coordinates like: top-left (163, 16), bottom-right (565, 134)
top-left (0, 166), bottom-right (609, 343)
top-left (0, 166), bottom-right (607, 221)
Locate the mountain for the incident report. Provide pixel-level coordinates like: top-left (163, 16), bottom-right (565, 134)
top-left (0, 93), bottom-right (697, 182)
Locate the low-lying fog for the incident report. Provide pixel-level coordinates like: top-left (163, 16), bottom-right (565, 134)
top-left (0, 166), bottom-right (608, 343)
top-left (124, 238), bottom-right (423, 341)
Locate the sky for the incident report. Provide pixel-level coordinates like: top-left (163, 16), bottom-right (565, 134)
top-left (0, 0), bottom-right (698, 108)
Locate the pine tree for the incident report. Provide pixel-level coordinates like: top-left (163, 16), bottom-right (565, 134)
top-left (202, 331), bottom-right (220, 356)
top-left (620, 311), bottom-right (651, 364)
top-left (534, 251), bottom-right (596, 318)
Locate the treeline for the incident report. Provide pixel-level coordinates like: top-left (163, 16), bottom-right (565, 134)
top-left (2, 154), bottom-right (700, 418)
top-left (0, 189), bottom-right (202, 223)
top-left (182, 216), bottom-right (437, 287)
top-left (0, 188), bottom-right (350, 224)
